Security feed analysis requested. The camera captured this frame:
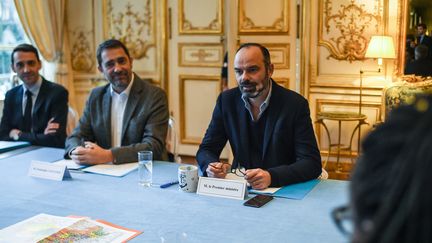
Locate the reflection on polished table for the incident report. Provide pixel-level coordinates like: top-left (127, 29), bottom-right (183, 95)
top-left (0, 147), bottom-right (348, 242)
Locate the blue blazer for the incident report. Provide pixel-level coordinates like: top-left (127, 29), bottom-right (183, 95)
top-left (0, 78), bottom-right (68, 148)
top-left (196, 81), bottom-right (322, 186)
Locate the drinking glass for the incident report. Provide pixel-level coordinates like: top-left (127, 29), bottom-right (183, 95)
top-left (138, 151), bottom-right (153, 187)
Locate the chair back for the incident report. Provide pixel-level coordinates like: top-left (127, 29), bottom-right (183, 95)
top-left (67, 106), bottom-right (79, 136)
top-left (166, 116), bottom-right (181, 163)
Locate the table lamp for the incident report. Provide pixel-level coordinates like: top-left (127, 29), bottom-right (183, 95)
top-left (360, 35), bottom-right (396, 115)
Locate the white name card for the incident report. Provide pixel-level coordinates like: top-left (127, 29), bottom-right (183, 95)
top-left (28, 160), bottom-right (72, 181)
top-left (197, 177), bottom-right (247, 200)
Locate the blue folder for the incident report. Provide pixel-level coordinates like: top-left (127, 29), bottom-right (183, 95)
top-left (250, 179), bottom-right (320, 200)
top-left (0, 141), bottom-right (31, 153)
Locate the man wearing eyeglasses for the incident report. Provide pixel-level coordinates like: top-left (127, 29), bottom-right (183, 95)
top-left (196, 43), bottom-right (321, 190)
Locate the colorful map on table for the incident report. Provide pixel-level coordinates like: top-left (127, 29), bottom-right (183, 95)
top-left (0, 214), bottom-right (141, 243)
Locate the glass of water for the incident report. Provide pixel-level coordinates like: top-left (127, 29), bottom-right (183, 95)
top-left (138, 151), bottom-right (152, 187)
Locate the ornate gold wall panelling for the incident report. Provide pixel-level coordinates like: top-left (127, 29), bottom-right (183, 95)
top-left (179, 75), bottom-right (221, 144)
top-left (102, 0), bottom-right (165, 87)
top-left (318, 0), bottom-right (386, 63)
top-left (178, 0), bottom-right (224, 35)
top-left (273, 77), bottom-right (289, 89)
top-left (67, 0), bottom-right (96, 73)
top-left (238, 0), bottom-right (289, 34)
top-left (265, 43), bottom-right (290, 69)
top-left (178, 43), bottom-right (224, 67)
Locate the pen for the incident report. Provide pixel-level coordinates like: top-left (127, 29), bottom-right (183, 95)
top-left (160, 181), bottom-right (179, 188)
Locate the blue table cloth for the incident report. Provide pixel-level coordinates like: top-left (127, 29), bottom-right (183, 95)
top-left (0, 148), bottom-right (348, 242)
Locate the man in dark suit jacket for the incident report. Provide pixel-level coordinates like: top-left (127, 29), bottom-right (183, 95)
top-left (196, 43), bottom-right (321, 189)
top-left (415, 23), bottom-right (432, 60)
top-left (65, 39), bottom-right (168, 164)
top-left (0, 44), bottom-right (68, 148)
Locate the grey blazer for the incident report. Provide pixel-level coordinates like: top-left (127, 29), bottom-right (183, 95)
top-left (64, 74), bottom-right (169, 163)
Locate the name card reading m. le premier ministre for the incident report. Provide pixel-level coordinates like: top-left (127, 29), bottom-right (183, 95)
top-left (197, 177), bottom-right (247, 200)
top-left (28, 160), bottom-right (72, 181)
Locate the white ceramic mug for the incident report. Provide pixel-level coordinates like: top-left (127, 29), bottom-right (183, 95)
top-left (178, 165), bottom-right (198, 192)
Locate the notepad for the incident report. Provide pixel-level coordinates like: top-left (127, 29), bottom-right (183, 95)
top-left (82, 162), bottom-right (138, 177)
top-left (0, 141), bottom-right (30, 153)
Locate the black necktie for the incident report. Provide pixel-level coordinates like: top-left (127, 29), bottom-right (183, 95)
top-left (23, 90), bottom-right (32, 132)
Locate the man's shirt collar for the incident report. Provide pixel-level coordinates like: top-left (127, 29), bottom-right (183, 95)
top-left (241, 79), bottom-right (273, 121)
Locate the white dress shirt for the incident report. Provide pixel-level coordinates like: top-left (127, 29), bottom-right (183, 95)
top-left (110, 74), bottom-right (134, 148)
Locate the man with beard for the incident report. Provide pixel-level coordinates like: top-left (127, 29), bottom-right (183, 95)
top-left (196, 43), bottom-right (321, 189)
top-left (0, 44), bottom-right (68, 148)
top-left (65, 39), bottom-right (168, 164)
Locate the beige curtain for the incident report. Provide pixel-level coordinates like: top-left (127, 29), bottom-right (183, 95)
top-left (14, 0), bottom-right (76, 109)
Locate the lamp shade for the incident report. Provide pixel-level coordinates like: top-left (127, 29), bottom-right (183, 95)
top-left (365, 35), bottom-right (396, 59)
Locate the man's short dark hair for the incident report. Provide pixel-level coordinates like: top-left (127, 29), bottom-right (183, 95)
top-left (96, 39), bottom-right (131, 67)
top-left (11, 44), bottom-right (40, 64)
top-left (417, 23), bottom-right (427, 29)
top-left (236, 43), bottom-right (271, 69)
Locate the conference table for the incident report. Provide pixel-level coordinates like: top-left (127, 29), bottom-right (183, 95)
top-left (0, 147), bottom-right (348, 242)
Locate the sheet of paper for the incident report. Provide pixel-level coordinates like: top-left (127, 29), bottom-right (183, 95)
top-left (0, 213), bottom-right (80, 242)
top-left (52, 159), bottom-right (86, 170)
top-left (82, 162), bottom-right (138, 177)
top-left (249, 187), bottom-right (281, 195)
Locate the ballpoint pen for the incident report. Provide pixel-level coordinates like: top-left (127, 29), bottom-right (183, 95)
top-left (160, 181), bottom-right (179, 188)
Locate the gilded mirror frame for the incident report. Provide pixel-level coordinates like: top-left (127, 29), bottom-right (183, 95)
top-left (396, 0), bottom-right (409, 76)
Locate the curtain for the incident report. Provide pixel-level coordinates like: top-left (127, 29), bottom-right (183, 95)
top-left (14, 0), bottom-right (76, 109)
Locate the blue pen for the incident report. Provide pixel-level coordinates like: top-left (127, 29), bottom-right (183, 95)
top-left (160, 181), bottom-right (179, 188)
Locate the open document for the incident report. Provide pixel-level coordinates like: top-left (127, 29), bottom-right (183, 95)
top-left (82, 162), bottom-right (138, 177)
top-left (0, 213), bottom-right (141, 242)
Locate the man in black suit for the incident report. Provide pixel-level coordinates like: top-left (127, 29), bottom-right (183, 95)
top-left (196, 43), bottom-right (321, 189)
top-left (0, 44), bottom-right (68, 148)
top-left (415, 23), bottom-right (432, 60)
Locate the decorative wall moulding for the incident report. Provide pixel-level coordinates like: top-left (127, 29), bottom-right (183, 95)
top-left (273, 77), bottom-right (290, 88)
top-left (103, 0), bottom-right (156, 59)
top-left (179, 0), bottom-right (224, 35)
top-left (179, 75), bottom-right (220, 144)
top-left (318, 0), bottom-right (387, 62)
top-left (178, 43), bottom-right (224, 67)
top-left (266, 43), bottom-right (290, 69)
top-left (71, 29), bottom-right (95, 72)
top-left (238, 0), bottom-right (289, 34)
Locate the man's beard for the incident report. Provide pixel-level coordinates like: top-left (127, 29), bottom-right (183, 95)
top-left (239, 77), bottom-right (270, 99)
top-left (108, 71), bottom-right (130, 91)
